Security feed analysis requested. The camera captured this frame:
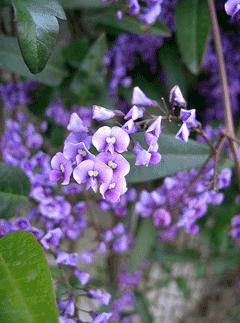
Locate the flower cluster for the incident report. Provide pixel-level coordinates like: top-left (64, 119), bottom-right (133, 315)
top-left (0, 79), bottom-right (37, 110)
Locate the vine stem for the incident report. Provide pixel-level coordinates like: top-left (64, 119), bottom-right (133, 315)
top-left (207, 0), bottom-right (240, 189)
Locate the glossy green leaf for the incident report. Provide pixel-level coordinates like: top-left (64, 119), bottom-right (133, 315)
top-left (11, 0), bottom-right (66, 74)
top-left (0, 231), bottom-right (58, 322)
top-left (129, 217), bottom-right (156, 272)
top-left (125, 133), bottom-right (210, 183)
top-left (175, 277), bottom-right (191, 299)
top-left (175, 0), bottom-right (210, 74)
top-left (0, 163), bottom-right (31, 219)
top-left (0, 35), bottom-right (67, 86)
top-left (59, 0), bottom-right (110, 8)
top-left (91, 10), bottom-right (171, 37)
top-left (70, 33), bottom-right (107, 105)
top-left (135, 291), bottom-right (153, 323)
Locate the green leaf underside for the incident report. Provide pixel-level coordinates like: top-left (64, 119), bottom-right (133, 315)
top-left (125, 134), bottom-right (210, 183)
top-left (0, 163), bottom-right (31, 219)
top-left (70, 33), bottom-right (107, 105)
top-left (129, 217), bottom-right (156, 272)
top-left (0, 231), bottom-right (58, 322)
top-left (11, 0), bottom-right (66, 74)
top-left (0, 34), bottom-right (67, 86)
top-left (91, 11), bottom-right (171, 37)
top-left (175, 0), bottom-right (210, 74)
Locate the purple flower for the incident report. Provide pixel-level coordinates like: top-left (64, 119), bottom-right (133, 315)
top-left (169, 85), bottom-right (187, 108)
top-left (0, 219), bottom-right (11, 237)
top-left (121, 119), bottom-right (138, 134)
top-left (73, 269), bottom-right (90, 285)
top-left (98, 241), bottom-right (107, 253)
top-left (225, 0), bottom-right (240, 18)
top-left (55, 250), bottom-right (78, 266)
top-left (153, 208), bottom-right (171, 227)
top-left (128, 0), bottom-right (140, 15)
top-left (112, 223), bottom-right (125, 235)
top-left (180, 109), bottom-right (199, 128)
top-left (40, 228), bottom-right (62, 250)
top-left (63, 141), bottom-right (96, 165)
top-left (148, 139), bottom-right (162, 165)
top-left (139, 2), bottom-right (162, 25)
top-left (67, 112), bottom-right (88, 133)
top-left (26, 133), bottom-right (43, 149)
top-left (11, 217), bottom-right (31, 231)
top-left (49, 152), bottom-right (73, 185)
top-left (124, 105), bottom-right (145, 121)
top-left (132, 141), bottom-right (151, 167)
top-left (100, 176), bottom-right (128, 203)
top-left (39, 197), bottom-right (61, 219)
top-left (175, 123), bottom-right (190, 142)
top-left (217, 168), bottom-right (232, 189)
top-left (93, 105), bottom-right (124, 121)
top-left (112, 234), bottom-right (128, 253)
top-left (92, 126), bottom-right (130, 154)
top-left (132, 86), bottom-right (157, 107)
top-left (80, 251), bottom-right (94, 263)
top-left (87, 288), bottom-right (111, 305)
top-left (59, 316), bottom-right (76, 323)
top-left (73, 159), bottom-right (113, 193)
top-left (144, 116), bottom-right (162, 145)
top-left (97, 152), bottom-right (130, 177)
top-left (91, 312), bottom-right (112, 323)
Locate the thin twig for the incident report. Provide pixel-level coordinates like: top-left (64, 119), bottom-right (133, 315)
top-left (207, 0), bottom-right (240, 189)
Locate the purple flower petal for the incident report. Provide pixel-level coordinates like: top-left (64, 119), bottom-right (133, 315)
top-left (67, 113), bottom-right (88, 133)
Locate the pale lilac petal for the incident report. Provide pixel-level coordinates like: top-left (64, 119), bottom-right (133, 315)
top-left (92, 126), bottom-right (111, 152)
top-left (73, 160), bottom-right (94, 184)
top-left (111, 127), bottom-right (130, 152)
top-left (132, 87), bottom-right (157, 106)
top-left (175, 123), bottom-right (190, 142)
top-left (67, 113), bottom-right (88, 133)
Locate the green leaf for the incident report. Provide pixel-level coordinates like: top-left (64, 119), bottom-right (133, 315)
top-left (62, 38), bottom-right (90, 68)
top-left (0, 163), bottom-right (31, 219)
top-left (175, 278), bottom-right (191, 299)
top-left (0, 231), bottom-right (58, 322)
top-left (158, 37), bottom-right (187, 96)
top-left (0, 0), bottom-right (11, 6)
top-left (70, 33), bottom-right (107, 105)
top-left (91, 10), bottom-right (171, 37)
top-left (59, 0), bottom-right (110, 9)
top-left (135, 291), bottom-right (153, 323)
top-left (0, 34), bottom-right (67, 86)
top-left (125, 133), bottom-right (210, 183)
top-left (129, 217), bottom-right (156, 272)
top-left (175, 0), bottom-right (210, 75)
top-left (11, 0), bottom-right (66, 74)
top-left (149, 244), bottom-right (201, 263)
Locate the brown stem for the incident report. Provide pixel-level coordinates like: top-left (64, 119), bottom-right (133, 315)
top-left (207, 0), bottom-right (240, 189)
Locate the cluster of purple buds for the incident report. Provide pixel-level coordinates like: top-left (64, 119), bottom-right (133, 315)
top-left (134, 125), bottom-right (232, 238)
top-left (169, 85), bottom-right (200, 142)
top-left (0, 79), bottom-right (37, 110)
top-left (50, 88), bottom-right (167, 201)
top-left (102, 0), bottom-right (165, 25)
